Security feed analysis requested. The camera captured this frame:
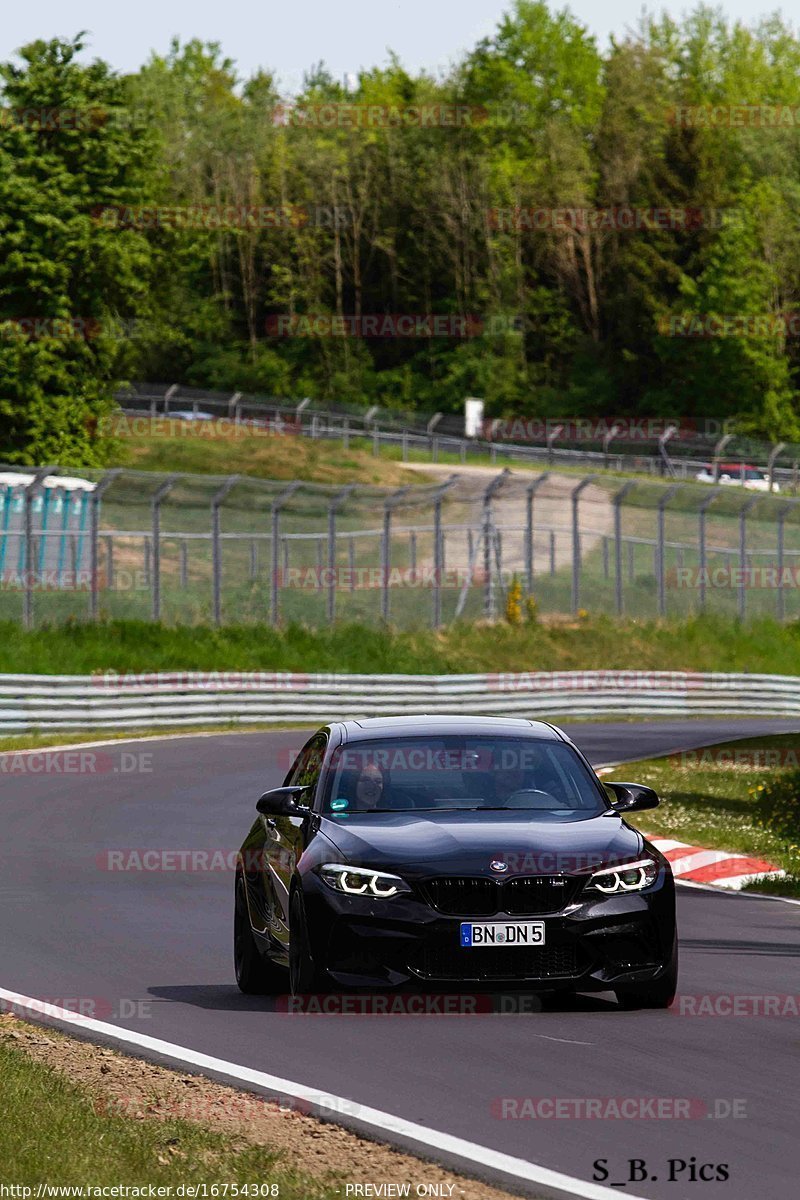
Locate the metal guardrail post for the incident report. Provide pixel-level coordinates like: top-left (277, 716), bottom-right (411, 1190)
top-left (657, 425), bottom-right (678, 478)
top-left (738, 495), bottom-right (761, 621)
top-left (570, 475), bottom-right (598, 614)
top-left (712, 433), bottom-right (733, 482)
top-left (768, 442), bottom-right (786, 493)
top-left (381, 488), bottom-right (410, 622)
top-left (270, 481), bottom-right (301, 626)
top-left (612, 480), bottom-right (636, 614)
top-left (698, 491), bottom-right (721, 612)
top-left (151, 475), bottom-right (180, 621)
top-left (602, 423), bottom-right (622, 469)
top-left (546, 424), bottom-right (563, 466)
top-left (89, 469), bottom-right (121, 620)
top-left (525, 473), bottom-right (550, 591)
top-left (23, 467), bottom-right (56, 630)
top-left (210, 476), bottom-right (239, 626)
top-left (327, 485), bottom-right (356, 624)
top-left (656, 484), bottom-right (684, 616)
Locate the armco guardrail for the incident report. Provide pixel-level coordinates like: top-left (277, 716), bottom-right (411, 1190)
top-left (1, 671), bottom-right (800, 732)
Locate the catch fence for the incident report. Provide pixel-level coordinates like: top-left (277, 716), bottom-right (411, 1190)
top-left (3, 466), bottom-right (800, 628)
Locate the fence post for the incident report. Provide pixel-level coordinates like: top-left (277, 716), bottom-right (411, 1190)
top-left (210, 476), bottom-right (238, 627)
top-left (23, 467), bottom-right (55, 630)
top-left (327, 485), bottom-right (356, 624)
top-left (570, 475), bottom-right (598, 614)
top-left (775, 501), bottom-right (798, 622)
top-left (269, 481), bottom-right (301, 626)
top-left (698, 491), bottom-right (720, 613)
top-left (656, 484), bottom-right (684, 617)
top-left (432, 475), bottom-right (459, 628)
top-left (105, 535), bottom-right (114, 590)
top-left (381, 488), bottom-right (410, 622)
top-left (738, 496), bottom-right (761, 621)
top-left (151, 475), bottom-right (180, 622)
top-left (482, 470), bottom-right (511, 619)
top-left (89, 470), bottom-right (121, 621)
top-left (612, 480), bottom-right (636, 615)
top-left (525, 473), bottom-right (550, 592)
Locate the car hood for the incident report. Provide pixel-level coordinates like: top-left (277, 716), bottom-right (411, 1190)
top-left (319, 810), bottom-right (644, 877)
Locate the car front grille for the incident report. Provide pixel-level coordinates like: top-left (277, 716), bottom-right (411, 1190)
top-left (422, 875), bottom-right (581, 917)
top-left (410, 941), bottom-right (585, 981)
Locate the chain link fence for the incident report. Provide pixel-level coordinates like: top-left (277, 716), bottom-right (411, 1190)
top-left (2, 464), bottom-right (800, 628)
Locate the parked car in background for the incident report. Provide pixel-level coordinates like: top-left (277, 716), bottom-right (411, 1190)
top-left (695, 463), bottom-right (779, 492)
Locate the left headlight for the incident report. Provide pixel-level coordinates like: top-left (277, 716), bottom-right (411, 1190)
top-left (586, 857), bottom-right (659, 895)
top-left (318, 863), bottom-right (412, 898)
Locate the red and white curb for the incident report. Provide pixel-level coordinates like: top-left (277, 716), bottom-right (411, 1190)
top-left (645, 836), bottom-right (785, 890)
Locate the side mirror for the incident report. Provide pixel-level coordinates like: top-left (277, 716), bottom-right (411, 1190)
top-left (256, 786), bottom-right (312, 818)
top-left (605, 782), bottom-right (660, 813)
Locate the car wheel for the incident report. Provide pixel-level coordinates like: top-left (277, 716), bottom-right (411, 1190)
top-left (234, 876), bottom-right (282, 994)
top-left (289, 890), bottom-right (329, 996)
top-left (615, 937), bottom-right (678, 1010)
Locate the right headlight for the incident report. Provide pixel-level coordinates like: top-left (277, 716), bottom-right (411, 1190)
top-left (586, 857), bottom-right (659, 895)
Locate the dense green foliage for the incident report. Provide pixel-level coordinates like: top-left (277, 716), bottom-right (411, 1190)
top-left (0, 37), bottom-right (156, 465)
top-left (5, 4), bottom-right (800, 463)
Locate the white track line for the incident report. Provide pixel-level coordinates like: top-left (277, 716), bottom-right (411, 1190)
top-left (0, 985), bottom-right (647, 1200)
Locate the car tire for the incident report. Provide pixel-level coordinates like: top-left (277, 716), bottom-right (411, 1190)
top-left (289, 890), bottom-right (329, 996)
top-left (234, 876), bottom-right (282, 994)
top-left (615, 937), bottom-right (678, 1010)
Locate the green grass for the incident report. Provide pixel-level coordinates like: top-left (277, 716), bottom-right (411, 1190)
top-left (5, 612), bottom-right (800, 675)
top-left (115, 423), bottom-right (418, 485)
top-left (608, 733), bottom-right (800, 897)
top-left (0, 1040), bottom-right (334, 1195)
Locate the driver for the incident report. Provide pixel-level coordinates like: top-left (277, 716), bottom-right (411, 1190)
top-left (489, 746), bottom-right (562, 807)
top-left (355, 762), bottom-right (386, 811)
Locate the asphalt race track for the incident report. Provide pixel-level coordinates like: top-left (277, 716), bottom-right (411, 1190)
top-left (2, 718), bottom-right (800, 1200)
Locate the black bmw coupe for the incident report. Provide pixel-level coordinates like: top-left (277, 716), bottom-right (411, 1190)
top-left (234, 716), bottom-right (677, 1008)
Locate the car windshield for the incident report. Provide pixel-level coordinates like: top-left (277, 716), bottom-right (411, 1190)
top-left (322, 735), bottom-right (608, 816)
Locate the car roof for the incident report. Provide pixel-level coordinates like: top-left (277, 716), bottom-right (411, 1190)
top-left (338, 715), bottom-right (564, 742)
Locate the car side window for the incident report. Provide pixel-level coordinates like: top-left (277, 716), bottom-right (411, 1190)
top-left (286, 732), bottom-right (328, 803)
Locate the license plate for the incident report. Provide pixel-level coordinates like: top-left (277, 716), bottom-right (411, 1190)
top-left (460, 921), bottom-right (545, 948)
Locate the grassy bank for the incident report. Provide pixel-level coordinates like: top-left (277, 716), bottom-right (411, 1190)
top-left (0, 1017), bottom-right (519, 1200)
top-left (0, 1038), bottom-right (329, 1196)
top-left (3, 613), bottom-right (800, 675)
top-left (610, 733), bottom-right (800, 897)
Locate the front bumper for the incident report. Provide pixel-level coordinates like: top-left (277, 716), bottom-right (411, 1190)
top-left (301, 869), bottom-right (676, 991)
